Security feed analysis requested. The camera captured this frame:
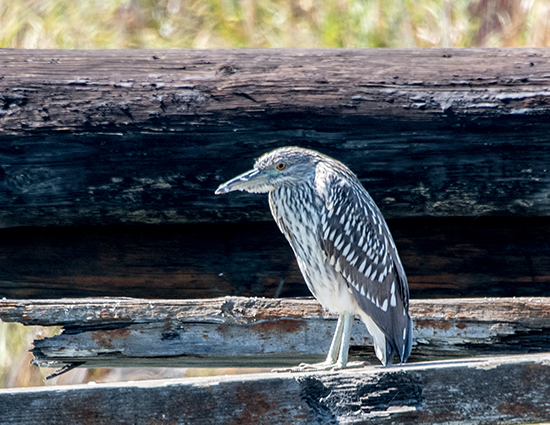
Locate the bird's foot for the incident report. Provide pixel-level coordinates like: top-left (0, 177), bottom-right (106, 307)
top-left (272, 360), bottom-right (369, 373)
top-left (330, 360), bottom-right (370, 371)
top-left (272, 362), bottom-right (333, 373)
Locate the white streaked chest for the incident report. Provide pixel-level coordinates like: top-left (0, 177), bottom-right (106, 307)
top-left (268, 186), bottom-right (359, 314)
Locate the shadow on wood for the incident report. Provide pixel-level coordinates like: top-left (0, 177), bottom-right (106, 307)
top-left (2, 217), bottom-right (550, 300)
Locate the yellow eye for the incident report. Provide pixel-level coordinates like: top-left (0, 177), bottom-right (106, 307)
top-left (276, 163), bottom-right (286, 170)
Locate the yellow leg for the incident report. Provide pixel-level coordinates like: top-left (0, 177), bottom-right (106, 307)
top-left (273, 313), bottom-right (368, 373)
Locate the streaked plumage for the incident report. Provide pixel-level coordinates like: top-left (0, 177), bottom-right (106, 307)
top-left (215, 147), bottom-right (413, 368)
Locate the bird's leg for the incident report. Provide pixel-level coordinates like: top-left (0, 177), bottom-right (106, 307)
top-left (330, 313), bottom-right (370, 370)
top-left (273, 313), bottom-right (367, 372)
top-left (272, 314), bottom-right (344, 372)
top-left (334, 313), bottom-right (353, 368)
top-left (331, 313), bottom-right (366, 369)
top-left (323, 313), bottom-right (346, 365)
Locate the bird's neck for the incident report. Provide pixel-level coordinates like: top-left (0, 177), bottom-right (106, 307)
top-left (269, 184), bottom-right (319, 232)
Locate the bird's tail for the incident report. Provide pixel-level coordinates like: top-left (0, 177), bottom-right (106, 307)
top-left (358, 311), bottom-right (412, 366)
top-left (380, 317), bottom-right (412, 366)
top-left (400, 315), bottom-right (413, 363)
top-left (385, 315), bottom-right (413, 365)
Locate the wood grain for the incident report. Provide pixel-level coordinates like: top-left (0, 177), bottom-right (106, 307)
top-left (1, 354), bottom-right (549, 424)
top-left (1, 296), bottom-right (548, 368)
top-left (1, 49), bottom-right (550, 227)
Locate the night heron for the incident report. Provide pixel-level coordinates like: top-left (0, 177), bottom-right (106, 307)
top-left (215, 147), bottom-right (412, 370)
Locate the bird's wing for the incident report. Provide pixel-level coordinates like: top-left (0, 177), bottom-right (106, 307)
top-left (315, 163), bottom-right (412, 363)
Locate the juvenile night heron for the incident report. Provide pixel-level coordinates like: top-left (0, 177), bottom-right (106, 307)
top-left (215, 147), bottom-right (412, 370)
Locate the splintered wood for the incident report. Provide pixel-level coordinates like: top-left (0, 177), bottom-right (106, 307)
top-left (1, 296), bottom-right (549, 368)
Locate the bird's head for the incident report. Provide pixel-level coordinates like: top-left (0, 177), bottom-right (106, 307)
top-left (215, 147), bottom-right (323, 194)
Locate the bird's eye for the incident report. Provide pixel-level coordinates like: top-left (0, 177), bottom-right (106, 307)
top-left (276, 163), bottom-right (286, 170)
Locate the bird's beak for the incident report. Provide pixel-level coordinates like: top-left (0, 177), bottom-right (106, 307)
top-left (215, 168), bottom-right (268, 194)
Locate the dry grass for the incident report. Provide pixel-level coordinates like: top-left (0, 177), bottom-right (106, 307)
top-left (0, 0), bottom-right (549, 49)
top-left (0, 322), bottom-right (61, 387)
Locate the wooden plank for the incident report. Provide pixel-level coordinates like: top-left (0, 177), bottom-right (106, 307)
top-left (1, 297), bottom-right (548, 368)
top-left (1, 49), bottom-right (550, 227)
top-left (1, 353), bottom-right (549, 424)
top-left (2, 48), bottom-right (550, 136)
top-left (2, 217), bottom-right (550, 300)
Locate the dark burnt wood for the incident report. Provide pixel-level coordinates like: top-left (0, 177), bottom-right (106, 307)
top-left (1, 217), bottom-right (550, 300)
top-left (1, 49), bottom-right (550, 228)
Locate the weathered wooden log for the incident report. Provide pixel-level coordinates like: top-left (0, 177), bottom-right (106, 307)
top-left (1, 297), bottom-right (548, 368)
top-left (1, 48), bottom-right (550, 227)
top-left (2, 217), bottom-right (550, 300)
top-left (1, 353), bottom-right (549, 425)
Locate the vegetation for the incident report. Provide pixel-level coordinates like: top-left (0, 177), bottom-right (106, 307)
top-left (0, 322), bottom-right (62, 387)
top-left (1, 0), bottom-right (549, 49)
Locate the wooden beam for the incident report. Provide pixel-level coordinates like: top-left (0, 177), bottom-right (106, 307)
top-left (1, 297), bottom-right (549, 368)
top-left (1, 49), bottom-right (550, 227)
top-left (2, 48), bottom-right (549, 136)
top-left (1, 354), bottom-right (549, 424)
top-left (2, 217), bottom-right (550, 300)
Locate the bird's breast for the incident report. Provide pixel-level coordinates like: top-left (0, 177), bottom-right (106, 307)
top-left (269, 187), bottom-right (360, 315)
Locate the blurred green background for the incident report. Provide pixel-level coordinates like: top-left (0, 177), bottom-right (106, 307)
top-left (1, 0), bottom-right (550, 389)
top-left (1, 0), bottom-right (549, 49)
